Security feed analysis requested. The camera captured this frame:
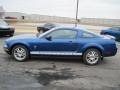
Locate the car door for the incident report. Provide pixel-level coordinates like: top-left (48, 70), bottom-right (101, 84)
top-left (38, 29), bottom-right (78, 55)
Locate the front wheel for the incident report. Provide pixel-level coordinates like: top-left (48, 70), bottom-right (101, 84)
top-left (82, 48), bottom-right (101, 65)
top-left (12, 45), bottom-right (29, 61)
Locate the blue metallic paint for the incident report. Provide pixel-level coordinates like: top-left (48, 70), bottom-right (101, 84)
top-left (4, 27), bottom-right (117, 57)
top-left (101, 27), bottom-right (120, 41)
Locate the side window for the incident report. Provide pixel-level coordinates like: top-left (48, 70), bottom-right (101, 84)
top-left (82, 32), bottom-right (95, 38)
top-left (45, 29), bottom-right (77, 39)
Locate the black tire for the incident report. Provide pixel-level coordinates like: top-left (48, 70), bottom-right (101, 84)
top-left (82, 48), bottom-right (101, 65)
top-left (101, 56), bottom-right (104, 60)
top-left (11, 45), bottom-right (29, 62)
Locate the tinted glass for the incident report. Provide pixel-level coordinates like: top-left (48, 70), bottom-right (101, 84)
top-left (46, 29), bottom-right (77, 39)
top-left (82, 32), bottom-right (96, 38)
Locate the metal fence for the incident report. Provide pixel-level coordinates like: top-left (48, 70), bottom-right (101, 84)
top-left (80, 18), bottom-right (120, 26)
top-left (4, 15), bottom-right (120, 26)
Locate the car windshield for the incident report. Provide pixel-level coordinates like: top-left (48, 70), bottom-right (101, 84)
top-left (0, 20), bottom-right (8, 26)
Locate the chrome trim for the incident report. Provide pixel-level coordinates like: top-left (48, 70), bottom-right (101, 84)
top-left (30, 51), bottom-right (82, 55)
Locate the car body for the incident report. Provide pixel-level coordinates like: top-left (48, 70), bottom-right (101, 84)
top-left (100, 27), bottom-right (120, 42)
top-left (0, 19), bottom-right (15, 36)
top-left (37, 23), bottom-right (57, 33)
top-left (4, 27), bottom-right (117, 65)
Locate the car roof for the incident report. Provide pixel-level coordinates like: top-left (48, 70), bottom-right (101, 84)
top-left (39, 26), bottom-right (102, 38)
top-left (51, 26), bottom-right (87, 31)
top-left (51, 26), bottom-right (98, 34)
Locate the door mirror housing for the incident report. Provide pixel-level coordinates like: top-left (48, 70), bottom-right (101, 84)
top-left (45, 36), bottom-right (52, 41)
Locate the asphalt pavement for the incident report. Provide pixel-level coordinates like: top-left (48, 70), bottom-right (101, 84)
top-left (0, 34), bottom-right (120, 90)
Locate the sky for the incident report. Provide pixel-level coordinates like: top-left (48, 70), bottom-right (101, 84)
top-left (0, 0), bottom-right (120, 19)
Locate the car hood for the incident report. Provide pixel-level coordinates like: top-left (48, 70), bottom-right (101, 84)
top-left (6, 34), bottom-right (37, 42)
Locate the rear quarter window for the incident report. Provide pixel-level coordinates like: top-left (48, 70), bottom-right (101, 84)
top-left (82, 32), bottom-right (96, 38)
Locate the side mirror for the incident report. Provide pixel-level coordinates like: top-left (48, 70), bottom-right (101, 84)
top-left (45, 36), bottom-right (52, 41)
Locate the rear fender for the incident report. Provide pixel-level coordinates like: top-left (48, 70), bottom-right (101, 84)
top-left (78, 43), bottom-right (104, 56)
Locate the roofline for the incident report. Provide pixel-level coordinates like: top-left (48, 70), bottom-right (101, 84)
top-left (52, 26), bottom-right (87, 31)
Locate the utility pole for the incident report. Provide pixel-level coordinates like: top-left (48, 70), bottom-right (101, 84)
top-left (75, 0), bottom-right (79, 27)
top-left (0, 6), bottom-right (5, 19)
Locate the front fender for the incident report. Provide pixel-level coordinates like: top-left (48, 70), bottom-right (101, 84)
top-left (9, 40), bottom-right (31, 51)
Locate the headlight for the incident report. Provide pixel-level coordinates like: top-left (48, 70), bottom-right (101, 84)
top-left (3, 42), bottom-right (8, 48)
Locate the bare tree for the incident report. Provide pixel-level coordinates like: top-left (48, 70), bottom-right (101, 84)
top-left (0, 6), bottom-right (5, 18)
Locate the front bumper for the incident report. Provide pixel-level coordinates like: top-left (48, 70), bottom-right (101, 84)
top-left (0, 29), bottom-right (14, 35)
top-left (4, 44), bottom-right (11, 55)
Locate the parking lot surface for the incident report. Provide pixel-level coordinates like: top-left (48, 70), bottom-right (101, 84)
top-left (0, 27), bottom-right (120, 90)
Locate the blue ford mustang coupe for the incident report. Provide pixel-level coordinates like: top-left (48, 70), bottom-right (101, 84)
top-left (4, 27), bottom-right (117, 65)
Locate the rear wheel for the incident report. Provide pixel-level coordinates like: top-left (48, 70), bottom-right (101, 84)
top-left (83, 48), bottom-right (101, 65)
top-left (12, 45), bottom-right (29, 61)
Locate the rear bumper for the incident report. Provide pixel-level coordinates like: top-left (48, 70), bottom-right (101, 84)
top-left (103, 47), bottom-right (117, 57)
